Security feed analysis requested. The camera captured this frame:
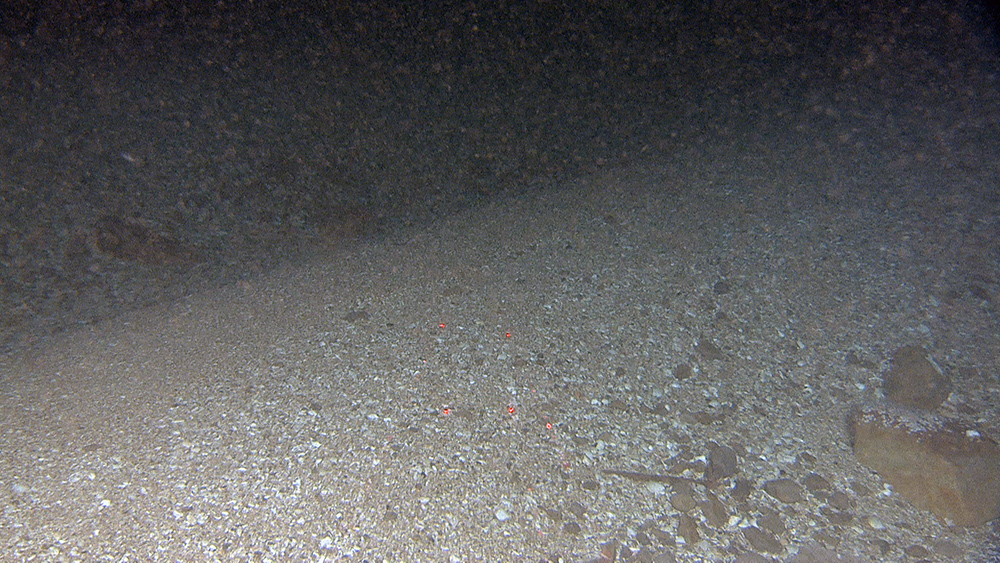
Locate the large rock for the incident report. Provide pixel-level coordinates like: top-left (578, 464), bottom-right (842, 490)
top-left (883, 345), bottom-right (951, 411)
top-left (849, 401), bottom-right (1000, 527)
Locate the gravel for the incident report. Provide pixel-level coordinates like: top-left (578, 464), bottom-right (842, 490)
top-left (2, 2), bottom-right (999, 561)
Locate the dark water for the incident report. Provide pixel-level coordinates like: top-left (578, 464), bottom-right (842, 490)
top-left (1, 0), bottom-right (998, 349)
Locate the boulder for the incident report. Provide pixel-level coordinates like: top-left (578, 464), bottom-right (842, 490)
top-left (849, 401), bottom-right (1000, 527)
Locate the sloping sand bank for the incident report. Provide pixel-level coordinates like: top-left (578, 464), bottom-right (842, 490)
top-left (2, 164), bottom-right (998, 561)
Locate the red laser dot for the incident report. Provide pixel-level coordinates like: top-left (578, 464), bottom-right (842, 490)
top-left (443, 408), bottom-right (451, 415)
top-left (546, 422), bottom-right (553, 430)
top-left (439, 323), bottom-right (446, 329)
top-left (508, 405), bottom-right (516, 415)
top-left (505, 332), bottom-right (511, 338)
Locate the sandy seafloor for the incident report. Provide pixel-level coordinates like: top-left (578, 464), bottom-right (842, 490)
top-left (3, 162), bottom-right (1000, 562)
top-left (2, 2), bottom-right (1000, 562)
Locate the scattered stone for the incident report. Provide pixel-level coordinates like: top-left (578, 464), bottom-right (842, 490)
top-left (600, 539), bottom-right (620, 561)
top-left (827, 490), bottom-right (853, 511)
top-left (563, 521), bottom-right (582, 535)
top-left (762, 478), bottom-right (805, 504)
top-left (650, 527), bottom-right (674, 547)
top-left (932, 540), bottom-right (964, 559)
top-left (845, 351), bottom-right (876, 370)
top-left (677, 514), bottom-right (700, 545)
top-left (821, 505), bottom-right (853, 525)
top-left (342, 309), bottom-right (369, 322)
top-left (812, 529), bottom-right (840, 549)
top-left (866, 539), bottom-right (890, 557)
top-left (706, 444), bottom-right (739, 482)
top-left (742, 526), bottom-right (784, 554)
top-left (796, 451), bottom-right (817, 466)
top-left (700, 492), bottom-right (729, 529)
top-left (849, 481), bottom-right (871, 497)
top-left (645, 481), bottom-right (667, 495)
top-left (609, 398), bottom-right (628, 412)
top-left (883, 345), bottom-right (951, 411)
top-left (849, 400), bottom-right (1000, 526)
top-left (691, 409), bottom-right (728, 425)
top-left (713, 280), bottom-right (731, 294)
top-left (671, 491), bottom-right (697, 513)
top-left (695, 339), bottom-right (724, 361)
top-left (903, 544), bottom-right (930, 558)
top-left (758, 507), bottom-right (786, 536)
top-left (731, 479), bottom-right (752, 503)
top-left (542, 506), bottom-right (562, 522)
top-left (674, 364), bottom-right (695, 380)
top-left (801, 472), bottom-right (831, 492)
top-left (568, 501), bottom-right (587, 520)
top-left (865, 516), bottom-right (886, 531)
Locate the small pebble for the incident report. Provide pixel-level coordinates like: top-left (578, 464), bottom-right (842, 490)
top-left (742, 526), bottom-right (784, 554)
top-left (645, 482), bottom-right (666, 494)
top-left (762, 478), bottom-right (804, 503)
top-left (671, 491), bottom-right (697, 512)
